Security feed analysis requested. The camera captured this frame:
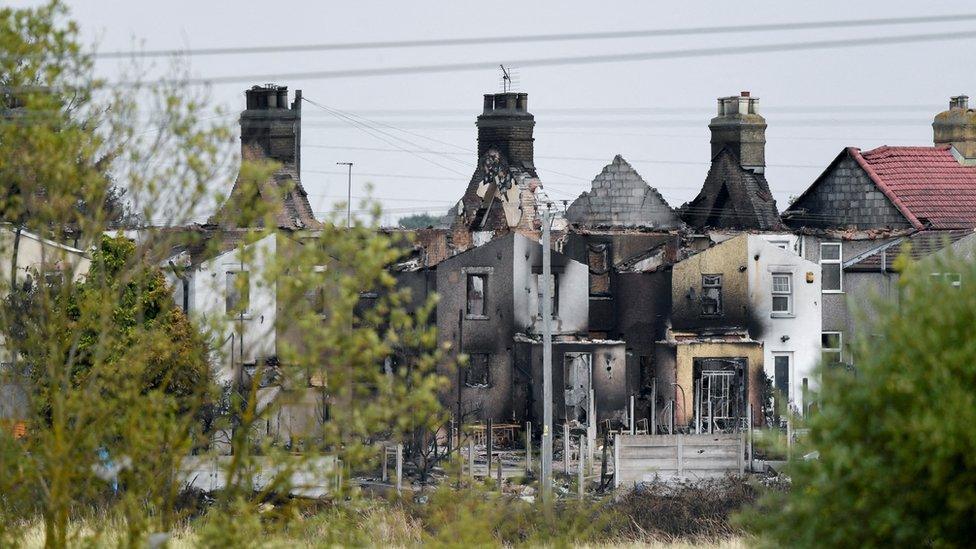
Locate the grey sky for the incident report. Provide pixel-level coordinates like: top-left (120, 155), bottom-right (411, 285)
top-left (13, 0), bottom-right (976, 224)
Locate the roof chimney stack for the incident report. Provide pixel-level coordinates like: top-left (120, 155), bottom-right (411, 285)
top-left (709, 91), bottom-right (766, 172)
top-left (240, 84), bottom-right (302, 176)
top-left (934, 95), bottom-right (976, 164)
top-left (476, 92), bottom-right (536, 176)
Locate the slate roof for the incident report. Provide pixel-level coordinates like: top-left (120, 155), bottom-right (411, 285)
top-left (845, 229), bottom-right (975, 272)
top-left (566, 155), bottom-right (681, 229)
top-left (210, 165), bottom-right (321, 231)
top-left (680, 148), bottom-right (782, 230)
top-left (850, 146), bottom-right (976, 230)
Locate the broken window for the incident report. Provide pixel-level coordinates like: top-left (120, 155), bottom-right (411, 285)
top-left (821, 332), bottom-right (842, 367)
top-left (695, 357), bottom-right (746, 433)
top-left (536, 273), bottom-right (558, 319)
top-left (701, 274), bottom-right (723, 316)
top-left (587, 243), bottom-right (610, 295)
top-left (466, 273), bottom-right (487, 317)
top-left (225, 270), bottom-right (250, 315)
top-left (465, 353), bottom-right (490, 387)
top-left (771, 273), bottom-right (792, 314)
top-left (820, 242), bottom-right (842, 292)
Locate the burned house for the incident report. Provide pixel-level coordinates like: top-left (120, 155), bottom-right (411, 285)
top-left (783, 95), bottom-right (976, 366)
top-left (435, 232), bottom-right (629, 428)
top-left (656, 234), bottom-right (822, 429)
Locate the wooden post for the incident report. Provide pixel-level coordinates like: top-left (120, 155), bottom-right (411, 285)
top-left (486, 419), bottom-right (493, 480)
top-left (587, 389), bottom-right (596, 476)
top-left (447, 420), bottom-right (453, 455)
top-left (629, 395), bottom-right (635, 435)
top-left (382, 446), bottom-right (388, 482)
top-left (651, 379), bottom-right (657, 435)
top-left (747, 404), bottom-right (754, 472)
top-left (395, 443), bottom-right (403, 495)
top-left (613, 434), bottom-right (620, 489)
top-left (496, 453), bottom-right (503, 486)
top-left (787, 412), bottom-right (793, 462)
top-left (468, 438), bottom-right (474, 482)
top-left (525, 422), bottom-right (532, 474)
top-left (578, 435), bottom-right (585, 499)
top-left (600, 429), bottom-right (609, 490)
top-left (563, 423), bottom-right (570, 474)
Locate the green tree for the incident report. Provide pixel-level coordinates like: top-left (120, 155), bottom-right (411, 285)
top-left (398, 212), bottom-right (441, 229)
top-left (745, 250), bottom-right (976, 547)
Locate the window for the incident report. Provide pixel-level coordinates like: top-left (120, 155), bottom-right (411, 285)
top-left (466, 273), bottom-right (487, 317)
top-left (820, 242), bottom-right (842, 292)
top-left (465, 353), bottom-right (490, 387)
top-left (536, 273), bottom-right (558, 318)
top-left (931, 272), bottom-right (962, 289)
top-left (701, 274), bottom-right (723, 316)
top-left (225, 270), bottom-right (250, 315)
top-left (771, 273), bottom-right (792, 315)
top-left (587, 244), bottom-right (610, 296)
top-left (769, 240), bottom-right (790, 250)
top-left (305, 265), bottom-right (328, 316)
top-left (822, 332), bottom-right (842, 366)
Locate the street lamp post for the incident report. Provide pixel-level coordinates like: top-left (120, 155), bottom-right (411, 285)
top-left (337, 161), bottom-right (353, 227)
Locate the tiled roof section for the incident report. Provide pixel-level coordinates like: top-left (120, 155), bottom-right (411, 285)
top-left (846, 229), bottom-right (975, 272)
top-left (853, 145), bottom-right (976, 230)
top-left (566, 155), bottom-right (681, 229)
top-left (210, 165), bottom-right (321, 231)
top-left (680, 148), bottom-right (783, 230)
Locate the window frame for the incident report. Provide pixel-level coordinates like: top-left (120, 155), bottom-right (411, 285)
top-left (771, 273), bottom-right (793, 316)
top-left (820, 242), bottom-right (843, 293)
top-left (464, 268), bottom-right (490, 320)
top-left (821, 331), bottom-right (843, 366)
top-left (700, 274), bottom-right (723, 317)
top-left (225, 268), bottom-right (251, 317)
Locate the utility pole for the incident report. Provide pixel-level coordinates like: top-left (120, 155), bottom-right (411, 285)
top-left (337, 161), bottom-right (353, 227)
top-left (541, 203), bottom-right (553, 504)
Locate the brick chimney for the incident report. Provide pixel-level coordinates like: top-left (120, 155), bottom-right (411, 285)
top-left (240, 84), bottom-right (302, 176)
top-left (476, 92), bottom-right (536, 175)
top-left (933, 95), bottom-right (976, 164)
top-left (709, 91), bottom-right (767, 172)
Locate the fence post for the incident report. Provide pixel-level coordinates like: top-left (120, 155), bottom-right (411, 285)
top-left (467, 438), bottom-right (474, 482)
top-left (395, 443), bottom-right (403, 495)
top-left (486, 419), bottom-right (493, 480)
top-left (613, 433), bottom-right (620, 489)
top-left (676, 434), bottom-right (684, 476)
top-left (497, 452), bottom-right (503, 486)
top-left (525, 422), bottom-right (532, 474)
top-left (563, 423), bottom-right (570, 475)
top-left (786, 412), bottom-right (793, 462)
top-left (382, 446), bottom-right (388, 482)
top-left (578, 435), bottom-right (585, 500)
top-left (651, 379), bottom-right (657, 435)
top-left (747, 404), bottom-right (754, 472)
top-left (629, 395), bottom-right (635, 435)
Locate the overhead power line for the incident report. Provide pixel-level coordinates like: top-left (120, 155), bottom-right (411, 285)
top-left (165, 29), bottom-right (976, 85)
top-left (93, 14), bottom-right (976, 59)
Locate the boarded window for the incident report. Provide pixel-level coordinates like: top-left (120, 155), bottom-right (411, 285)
top-left (771, 273), bottom-right (792, 314)
top-left (466, 273), bottom-right (487, 317)
top-left (588, 244), bottom-right (610, 295)
top-left (701, 274), bottom-right (723, 316)
top-left (820, 242), bottom-right (842, 292)
top-left (226, 271), bottom-right (250, 314)
top-left (465, 353), bottom-right (490, 387)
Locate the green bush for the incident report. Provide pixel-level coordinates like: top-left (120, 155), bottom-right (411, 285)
top-left (744, 250), bottom-right (976, 547)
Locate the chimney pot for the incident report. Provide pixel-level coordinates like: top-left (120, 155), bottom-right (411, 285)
top-left (741, 91), bottom-right (750, 97)
top-left (950, 95), bottom-right (969, 110)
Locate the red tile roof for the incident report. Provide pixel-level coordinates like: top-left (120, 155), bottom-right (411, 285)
top-left (851, 145), bottom-right (976, 230)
